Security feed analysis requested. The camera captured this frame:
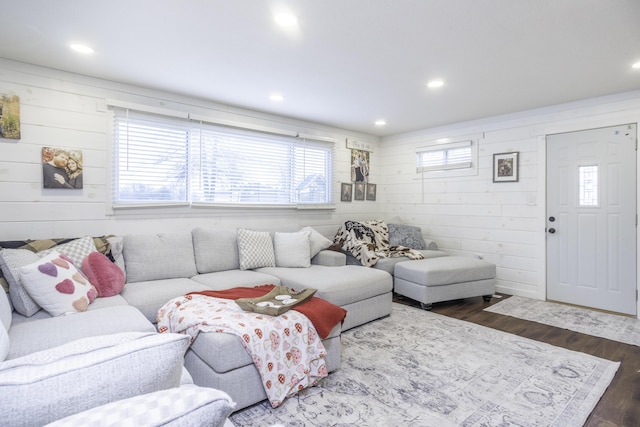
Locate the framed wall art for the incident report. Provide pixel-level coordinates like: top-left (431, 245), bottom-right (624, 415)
top-left (0, 94), bottom-right (20, 140)
top-left (493, 151), bottom-right (519, 183)
top-left (340, 183), bottom-right (352, 202)
top-left (366, 183), bottom-right (376, 201)
top-left (42, 147), bottom-right (84, 189)
top-left (354, 182), bottom-right (365, 201)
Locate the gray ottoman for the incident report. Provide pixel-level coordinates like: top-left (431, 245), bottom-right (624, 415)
top-left (394, 256), bottom-right (496, 310)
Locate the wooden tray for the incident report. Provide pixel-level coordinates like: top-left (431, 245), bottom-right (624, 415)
top-left (235, 286), bottom-right (317, 316)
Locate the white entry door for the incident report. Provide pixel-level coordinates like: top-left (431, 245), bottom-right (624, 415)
top-left (546, 124), bottom-right (637, 315)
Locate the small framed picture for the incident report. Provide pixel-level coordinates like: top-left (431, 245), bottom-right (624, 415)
top-left (340, 183), bottom-right (352, 202)
top-left (354, 182), bottom-right (365, 201)
top-left (493, 151), bottom-right (519, 183)
top-left (366, 183), bottom-right (376, 201)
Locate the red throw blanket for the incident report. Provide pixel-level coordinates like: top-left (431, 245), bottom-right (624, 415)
top-left (188, 285), bottom-right (347, 339)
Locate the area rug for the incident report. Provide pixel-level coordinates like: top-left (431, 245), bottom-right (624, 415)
top-left (229, 303), bottom-right (619, 427)
top-left (485, 295), bottom-right (640, 347)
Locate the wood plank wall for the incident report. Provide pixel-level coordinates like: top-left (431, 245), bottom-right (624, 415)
top-left (1, 58), bottom-right (640, 305)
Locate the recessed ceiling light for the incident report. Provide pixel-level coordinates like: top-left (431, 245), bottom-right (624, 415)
top-left (274, 13), bottom-right (298, 27)
top-left (632, 61), bottom-right (640, 69)
top-left (70, 43), bottom-right (94, 54)
top-left (374, 120), bottom-right (387, 126)
top-left (427, 80), bottom-right (444, 88)
top-left (270, 94), bottom-right (284, 102)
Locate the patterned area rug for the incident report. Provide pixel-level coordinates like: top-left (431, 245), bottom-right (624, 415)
top-left (485, 295), bottom-right (640, 347)
top-left (230, 303), bottom-right (619, 427)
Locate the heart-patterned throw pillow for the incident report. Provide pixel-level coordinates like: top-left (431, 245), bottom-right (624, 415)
top-left (19, 251), bottom-right (97, 316)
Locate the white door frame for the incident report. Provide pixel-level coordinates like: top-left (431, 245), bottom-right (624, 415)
top-left (536, 116), bottom-right (640, 318)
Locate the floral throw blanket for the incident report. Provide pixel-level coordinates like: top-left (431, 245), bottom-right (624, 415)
top-left (334, 219), bottom-right (424, 267)
top-left (157, 294), bottom-right (328, 408)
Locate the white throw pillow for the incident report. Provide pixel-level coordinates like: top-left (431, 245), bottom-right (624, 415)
top-left (301, 226), bottom-right (333, 257)
top-left (38, 236), bottom-right (98, 270)
top-left (0, 248), bottom-right (41, 316)
top-left (237, 229), bottom-right (276, 270)
top-left (19, 251), bottom-right (97, 317)
top-left (47, 385), bottom-right (235, 427)
top-left (274, 230), bottom-right (312, 268)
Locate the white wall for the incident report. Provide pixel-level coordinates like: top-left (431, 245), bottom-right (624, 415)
top-left (3, 58), bottom-right (640, 305)
top-left (0, 59), bottom-right (381, 240)
top-left (380, 91), bottom-right (640, 301)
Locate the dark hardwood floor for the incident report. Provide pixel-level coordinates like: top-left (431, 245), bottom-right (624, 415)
top-left (393, 293), bottom-right (640, 427)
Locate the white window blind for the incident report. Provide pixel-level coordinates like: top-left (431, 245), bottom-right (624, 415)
top-left (416, 140), bottom-right (472, 172)
top-left (111, 108), bottom-right (333, 206)
top-left (112, 109), bottom-right (190, 203)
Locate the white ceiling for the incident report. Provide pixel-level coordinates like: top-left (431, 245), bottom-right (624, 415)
top-left (1, 1), bottom-right (639, 137)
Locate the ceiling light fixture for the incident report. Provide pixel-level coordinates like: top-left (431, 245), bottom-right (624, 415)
top-left (270, 94), bottom-right (284, 102)
top-left (374, 120), bottom-right (387, 126)
top-left (70, 43), bottom-right (94, 54)
top-left (632, 61), bottom-right (640, 69)
top-left (427, 80), bottom-right (444, 88)
top-left (274, 13), bottom-right (298, 27)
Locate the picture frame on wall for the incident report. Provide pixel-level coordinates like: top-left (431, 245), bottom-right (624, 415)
top-left (42, 146), bottom-right (84, 189)
top-left (366, 183), bottom-right (376, 201)
top-left (493, 151), bottom-right (519, 183)
top-left (340, 182), bottom-right (353, 202)
top-left (354, 182), bottom-right (365, 200)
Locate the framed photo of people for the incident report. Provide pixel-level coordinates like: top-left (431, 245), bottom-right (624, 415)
top-left (354, 182), bottom-right (365, 201)
top-left (42, 147), bottom-right (84, 189)
top-left (493, 151), bottom-right (519, 183)
top-left (366, 183), bottom-right (376, 201)
top-left (340, 183), bottom-right (352, 202)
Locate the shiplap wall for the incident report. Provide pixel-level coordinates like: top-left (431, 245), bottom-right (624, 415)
top-left (380, 91), bottom-right (640, 301)
top-left (0, 59), bottom-right (381, 241)
top-left (2, 58), bottom-right (640, 303)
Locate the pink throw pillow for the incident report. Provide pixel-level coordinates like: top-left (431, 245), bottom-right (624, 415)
top-left (82, 252), bottom-right (125, 297)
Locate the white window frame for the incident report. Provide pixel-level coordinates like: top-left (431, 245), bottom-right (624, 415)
top-left (416, 139), bottom-right (478, 178)
top-left (109, 106), bottom-right (334, 209)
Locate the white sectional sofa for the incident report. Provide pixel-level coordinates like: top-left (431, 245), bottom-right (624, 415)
top-left (0, 225), bottom-right (394, 423)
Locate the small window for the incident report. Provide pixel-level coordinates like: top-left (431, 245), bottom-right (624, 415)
top-left (579, 164), bottom-right (599, 207)
top-left (417, 140), bottom-right (473, 173)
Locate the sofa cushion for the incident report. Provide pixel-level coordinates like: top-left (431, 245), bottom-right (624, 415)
top-left (37, 236), bottom-right (98, 271)
top-left (301, 226), bottom-right (333, 257)
top-left (257, 265), bottom-right (393, 307)
top-left (190, 269), bottom-right (281, 291)
top-left (7, 304), bottom-right (155, 359)
top-left (192, 228), bottom-right (240, 273)
top-left (123, 232), bottom-right (198, 283)
top-left (47, 385), bottom-right (235, 427)
top-left (0, 249), bottom-right (41, 316)
top-left (82, 252), bottom-right (125, 297)
top-left (274, 230), bottom-right (311, 268)
top-left (0, 332), bottom-right (190, 426)
top-left (19, 251), bottom-right (98, 317)
top-left (237, 229), bottom-right (276, 270)
top-left (119, 278), bottom-right (211, 323)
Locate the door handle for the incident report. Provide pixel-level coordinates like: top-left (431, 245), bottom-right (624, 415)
top-left (548, 228), bottom-right (556, 234)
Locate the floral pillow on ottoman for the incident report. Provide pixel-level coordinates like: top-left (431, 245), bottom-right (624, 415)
top-left (19, 251), bottom-right (97, 316)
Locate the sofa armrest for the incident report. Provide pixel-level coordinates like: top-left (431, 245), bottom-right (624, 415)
top-left (46, 385), bottom-right (235, 427)
top-left (1, 332), bottom-right (189, 426)
top-left (311, 250), bottom-right (346, 266)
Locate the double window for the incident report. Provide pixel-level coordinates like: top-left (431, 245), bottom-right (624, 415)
top-left (111, 108), bottom-right (333, 207)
